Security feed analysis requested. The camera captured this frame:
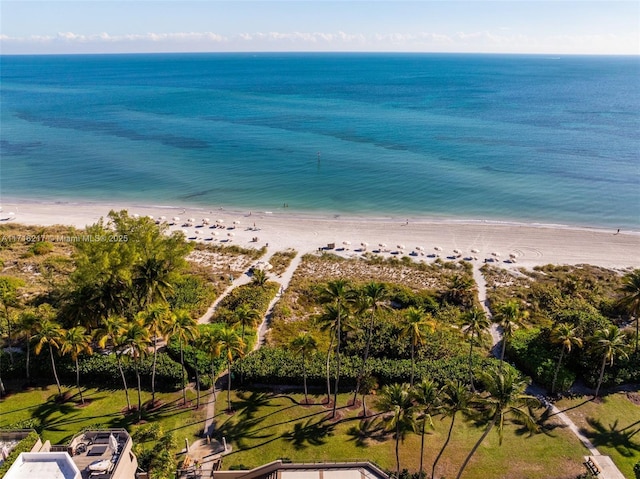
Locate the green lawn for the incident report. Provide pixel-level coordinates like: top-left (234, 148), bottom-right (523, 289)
top-left (214, 390), bottom-right (587, 479)
top-left (0, 381), bottom-right (208, 447)
top-left (555, 392), bottom-right (640, 479)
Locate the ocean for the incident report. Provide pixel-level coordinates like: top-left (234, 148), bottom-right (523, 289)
top-left (1, 53), bottom-right (638, 229)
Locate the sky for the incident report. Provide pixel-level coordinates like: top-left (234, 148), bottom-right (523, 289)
top-left (1, 1), bottom-right (638, 55)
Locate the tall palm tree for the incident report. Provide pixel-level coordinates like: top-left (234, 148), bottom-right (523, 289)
top-left (353, 281), bottom-right (389, 404)
top-left (233, 304), bottom-right (261, 341)
top-left (461, 307), bottom-right (491, 391)
top-left (317, 304), bottom-right (339, 406)
top-left (618, 269), bottom-right (640, 354)
top-left (133, 256), bottom-right (174, 308)
top-left (432, 381), bottom-right (474, 479)
top-left (140, 303), bottom-right (172, 405)
top-left (412, 378), bottom-right (440, 478)
top-left (591, 325), bottom-right (629, 398)
top-left (401, 307), bottom-right (435, 386)
top-left (17, 309), bottom-right (39, 381)
top-left (199, 329), bottom-right (221, 404)
top-left (0, 276), bottom-right (25, 365)
top-left (494, 300), bottom-right (525, 369)
top-left (456, 366), bottom-right (539, 479)
top-left (319, 279), bottom-right (353, 418)
top-left (61, 326), bottom-right (93, 404)
top-left (33, 319), bottom-right (64, 396)
top-left (376, 383), bottom-right (417, 478)
top-left (124, 317), bottom-right (150, 422)
top-left (95, 315), bottom-right (132, 411)
top-left (358, 374), bottom-right (378, 417)
top-left (290, 332), bottom-right (318, 404)
top-left (445, 274), bottom-right (476, 308)
top-left (550, 323), bottom-right (582, 394)
top-left (167, 309), bottom-right (199, 405)
top-left (217, 326), bottom-right (245, 412)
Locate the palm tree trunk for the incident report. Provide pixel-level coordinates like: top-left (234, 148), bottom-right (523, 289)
top-left (117, 355), bottom-right (131, 411)
top-left (49, 344), bottom-right (62, 396)
top-left (362, 393), bottom-right (367, 417)
top-left (332, 313), bottom-right (341, 418)
top-left (135, 358), bottom-right (142, 422)
top-left (0, 354), bottom-right (6, 397)
top-left (410, 342), bottom-right (416, 387)
top-left (353, 314), bottom-right (375, 404)
top-left (456, 414), bottom-right (497, 479)
top-left (635, 316), bottom-right (638, 354)
top-left (75, 358), bottom-right (84, 404)
top-left (325, 334), bottom-right (334, 404)
top-left (499, 339), bottom-right (507, 371)
top-left (211, 360), bottom-right (217, 403)
top-left (4, 307), bottom-right (13, 365)
top-left (26, 341), bottom-right (31, 381)
top-left (395, 421), bottom-right (401, 478)
top-left (595, 353), bottom-right (607, 398)
top-left (180, 339), bottom-right (186, 405)
top-left (302, 351), bottom-right (308, 404)
top-left (227, 358), bottom-right (232, 411)
top-left (419, 416), bottom-right (426, 478)
top-left (195, 361), bottom-right (201, 409)
top-left (151, 341), bottom-right (157, 405)
top-left (551, 347), bottom-right (565, 394)
top-left (468, 338), bottom-right (475, 392)
top-left (432, 413), bottom-right (457, 479)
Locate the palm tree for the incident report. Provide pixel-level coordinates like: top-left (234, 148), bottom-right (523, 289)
top-left (319, 279), bottom-right (353, 417)
top-left (0, 276), bottom-right (25, 365)
top-left (353, 281), bottom-right (389, 404)
top-left (290, 332), bottom-right (318, 404)
top-left (376, 383), bottom-right (417, 478)
top-left (124, 317), bottom-right (150, 422)
top-left (133, 256), bottom-right (174, 308)
top-left (432, 381), bottom-right (474, 479)
top-left (139, 303), bottom-right (172, 405)
top-left (95, 315), bottom-right (132, 411)
top-left (550, 323), bottom-right (582, 394)
top-left (233, 304), bottom-right (261, 341)
top-left (591, 325), bottom-right (629, 398)
top-left (456, 366), bottom-right (539, 479)
top-left (461, 307), bottom-right (491, 391)
top-left (61, 326), bottom-right (93, 404)
top-left (217, 326), bottom-right (245, 412)
top-left (412, 378), bottom-right (440, 478)
top-left (317, 304), bottom-right (339, 406)
top-left (358, 374), bottom-right (378, 417)
top-left (17, 309), bottom-right (39, 382)
top-left (401, 307), bottom-right (435, 386)
top-left (494, 300), bottom-right (525, 369)
top-left (251, 268), bottom-right (268, 287)
top-left (167, 309), bottom-right (199, 405)
top-left (33, 319), bottom-right (64, 396)
top-left (445, 274), bottom-right (476, 307)
top-left (618, 269), bottom-right (640, 354)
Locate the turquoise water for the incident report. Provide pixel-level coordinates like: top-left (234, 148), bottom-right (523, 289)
top-left (1, 53), bottom-right (638, 228)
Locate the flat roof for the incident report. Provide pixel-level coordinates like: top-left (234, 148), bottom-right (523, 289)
top-left (4, 452), bottom-right (81, 479)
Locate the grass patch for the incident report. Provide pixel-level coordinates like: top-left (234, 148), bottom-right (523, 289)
top-left (555, 392), bottom-right (640, 478)
top-left (213, 390), bottom-right (586, 478)
top-left (0, 381), bottom-right (208, 447)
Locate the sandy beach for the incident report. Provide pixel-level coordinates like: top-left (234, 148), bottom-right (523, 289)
top-left (1, 200), bottom-right (639, 270)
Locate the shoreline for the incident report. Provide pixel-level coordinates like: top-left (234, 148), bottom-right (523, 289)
top-left (1, 198), bottom-right (639, 270)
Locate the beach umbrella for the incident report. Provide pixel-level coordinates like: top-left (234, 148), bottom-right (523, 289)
top-left (212, 231), bottom-right (219, 236)
top-left (379, 243), bottom-right (387, 248)
top-left (202, 218), bottom-right (210, 224)
top-left (216, 219), bottom-right (225, 224)
top-left (233, 220), bottom-right (241, 225)
top-left (146, 215), bottom-right (154, 220)
top-left (194, 230), bottom-right (201, 235)
top-left (159, 216), bottom-right (166, 221)
top-left (343, 241), bottom-right (351, 246)
top-left (471, 248), bottom-right (479, 254)
top-left (397, 244), bottom-right (405, 250)
top-left (434, 246), bottom-right (443, 251)
top-left (265, 263), bottom-right (273, 270)
top-left (172, 216), bottom-right (180, 223)
top-left (453, 249), bottom-right (461, 254)
top-left (227, 232), bottom-right (235, 237)
top-left (132, 213), bottom-right (140, 219)
top-left (361, 242), bottom-right (369, 247)
top-left (491, 252), bottom-right (500, 257)
top-left (509, 253), bottom-right (517, 259)
top-left (8, 212), bottom-right (15, 218)
top-left (415, 246), bottom-right (424, 251)
top-left (187, 217), bottom-right (196, 224)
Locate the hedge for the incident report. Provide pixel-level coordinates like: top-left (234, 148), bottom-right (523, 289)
top-left (0, 431), bottom-right (40, 476)
top-left (231, 347), bottom-right (497, 388)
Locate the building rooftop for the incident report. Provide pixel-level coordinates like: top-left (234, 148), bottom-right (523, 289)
top-left (3, 452), bottom-right (81, 479)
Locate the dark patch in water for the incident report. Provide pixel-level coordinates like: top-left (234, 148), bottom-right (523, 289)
top-left (0, 139), bottom-right (43, 155)
top-left (15, 112), bottom-right (209, 150)
top-left (179, 189), bottom-right (216, 200)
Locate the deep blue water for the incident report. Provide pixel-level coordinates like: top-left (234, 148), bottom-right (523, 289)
top-left (1, 53), bottom-right (638, 228)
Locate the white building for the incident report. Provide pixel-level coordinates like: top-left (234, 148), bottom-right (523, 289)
top-left (4, 451), bottom-right (81, 479)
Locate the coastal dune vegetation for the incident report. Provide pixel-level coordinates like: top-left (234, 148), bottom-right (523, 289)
top-left (0, 211), bottom-right (639, 479)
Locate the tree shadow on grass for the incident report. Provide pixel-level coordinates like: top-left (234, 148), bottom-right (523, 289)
top-left (214, 413), bottom-right (271, 450)
top-left (581, 417), bottom-right (640, 458)
top-left (346, 417), bottom-right (389, 448)
top-left (234, 391), bottom-right (278, 419)
top-left (283, 418), bottom-right (336, 450)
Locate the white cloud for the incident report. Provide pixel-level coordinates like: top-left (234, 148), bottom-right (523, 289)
top-left (0, 29), bottom-right (637, 54)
